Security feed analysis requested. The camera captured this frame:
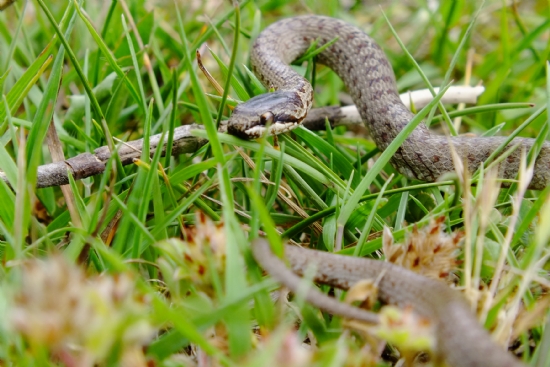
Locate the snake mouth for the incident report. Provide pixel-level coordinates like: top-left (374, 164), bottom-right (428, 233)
top-left (228, 118), bottom-right (301, 139)
top-left (227, 112), bottom-right (303, 139)
top-left (242, 121), bottom-right (300, 139)
top-left (233, 110), bottom-right (304, 139)
top-left (227, 90), bottom-right (307, 139)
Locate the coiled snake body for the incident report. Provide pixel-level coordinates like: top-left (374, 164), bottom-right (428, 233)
top-left (228, 16), bottom-right (532, 367)
top-left (228, 15), bottom-right (550, 189)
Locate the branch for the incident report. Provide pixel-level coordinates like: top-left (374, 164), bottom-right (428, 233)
top-left (1, 86), bottom-right (485, 189)
top-left (300, 86), bottom-right (485, 129)
top-left (20, 124), bottom-right (207, 188)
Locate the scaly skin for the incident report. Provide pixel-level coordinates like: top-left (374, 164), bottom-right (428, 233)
top-left (228, 15), bottom-right (550, 189)
top-left (234, 15), bottom-right (533, 367)
top-left (252, 239), bottom-right (525, 367)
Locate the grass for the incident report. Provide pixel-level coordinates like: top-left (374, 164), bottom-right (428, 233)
top-left (0, 0), bottom-right (549, 366)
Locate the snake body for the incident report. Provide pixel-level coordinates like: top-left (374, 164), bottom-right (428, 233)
top-left (230, 16), bottom-right (535, 367)
top-left (252, 239), bottom-right (525, 367)
top-left (228, 15), bottom-right (550, 189)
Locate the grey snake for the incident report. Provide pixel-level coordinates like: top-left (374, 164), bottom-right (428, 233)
top-left (227, 15), bottom-right (533, 367)
top-left (228, 15), bottom-right (550, 189)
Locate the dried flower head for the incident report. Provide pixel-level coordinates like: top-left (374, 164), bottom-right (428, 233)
top-left (155, 211), bottom-right (227, 298)
top-left (374, 306), bottom-right (435, 364)
top-left (344, 279), bottom-right (379, 310)
top-left (9, 255), bottom-right (154, 367)
top-left (382, 217), bottom-right (462, 282)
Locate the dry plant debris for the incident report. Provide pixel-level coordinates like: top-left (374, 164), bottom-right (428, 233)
top-left (382, 217), bottom-right (462, 282)
top-left (8, 256), bottom-right (154, 367)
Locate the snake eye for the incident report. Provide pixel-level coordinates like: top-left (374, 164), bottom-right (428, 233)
top-left (260, 112), bottom-right (274, 125)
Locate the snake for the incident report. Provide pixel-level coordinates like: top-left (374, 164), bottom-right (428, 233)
top-left (252, 239), bottom-right (525, 367)
top-left (227, 15), bottom-right (550, 190)
top-left (226, 15), bottom-right (533, 367)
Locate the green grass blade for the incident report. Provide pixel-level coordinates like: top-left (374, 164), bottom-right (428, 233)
top-left (121, 14), bottom-right (148, 115)
top-left (175, 5), bottom-right (225, 165)
top-left (209, 48), bottom-right (250, 101)
top-left (337, 83), bottom-right (453, 228)
top-left (36, 0), bottom-right (115, 150)
top-left (0, 50), bottom-right (52, 124)
top-left (72, 0), bottom-right (144, 116)
top-left (192, 129), bottom-right (331, 186)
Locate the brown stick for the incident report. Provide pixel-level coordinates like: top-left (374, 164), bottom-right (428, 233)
top-left (0, 86), bottom-right (484, 189)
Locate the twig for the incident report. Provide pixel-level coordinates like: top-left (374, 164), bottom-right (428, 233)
top-left (0, 86), bottom-right (485, 189)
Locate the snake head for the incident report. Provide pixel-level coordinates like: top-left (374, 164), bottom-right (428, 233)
top-left (227, 90), bottom-right (306, 139)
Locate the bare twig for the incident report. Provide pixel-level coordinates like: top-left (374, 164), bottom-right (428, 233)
top-left (0, 86), bottom-right (485, 189)
top-left (10, 124), bottom-right (207, 188)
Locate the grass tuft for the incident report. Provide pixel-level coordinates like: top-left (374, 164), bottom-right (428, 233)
top-left (0, 1), bottom-right (547, 366)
